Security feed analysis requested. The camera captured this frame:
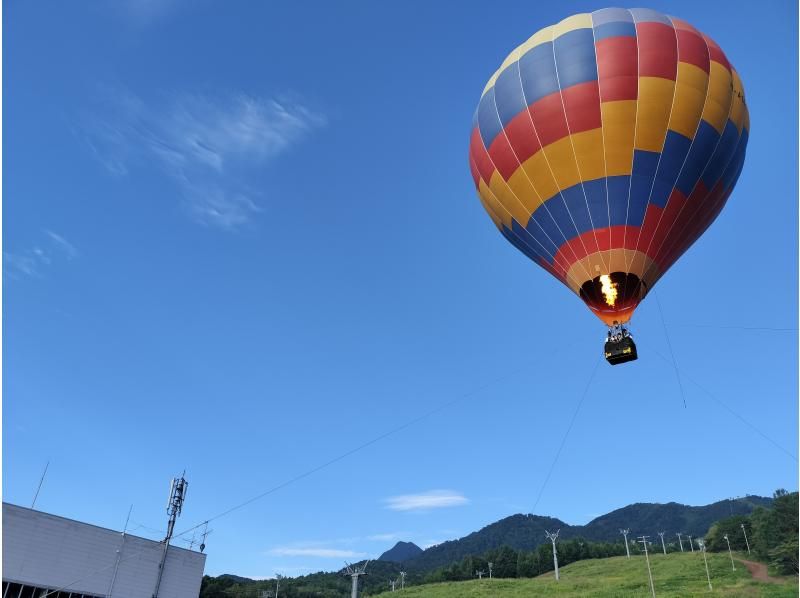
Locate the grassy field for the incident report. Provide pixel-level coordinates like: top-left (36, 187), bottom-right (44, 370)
top-left (376, 553), bottom-right (798, 597)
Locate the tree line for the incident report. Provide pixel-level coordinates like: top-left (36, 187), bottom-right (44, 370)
top-left (423, 538), bottom-right (628, 582)
top-left (704, 489), bottom-right (797, 574)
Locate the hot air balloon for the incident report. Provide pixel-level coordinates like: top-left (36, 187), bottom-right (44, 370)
top-left (469, 8), bottom-right (749, 364)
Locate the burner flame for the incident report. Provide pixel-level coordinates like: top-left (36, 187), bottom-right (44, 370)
top-left (599, 274), bottom-right (618, 307)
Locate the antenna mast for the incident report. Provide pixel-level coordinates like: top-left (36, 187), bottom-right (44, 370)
top-left (545, 529), bottom-right (560, 581)
top-left (620, 528), bottom-right (631, 559)
top-left (343, 561), bottom-right (369, 598)
top-left (152, 472), bottom-right (188, 598)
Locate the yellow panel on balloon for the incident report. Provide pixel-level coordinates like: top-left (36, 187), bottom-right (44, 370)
top-left (635, 77), bottom-right (675, 152)
top-left (507, 166), bottom-right (547, 215)
top-left (701, 61), bottom-right (733, 135)
top-left (601, 100), bottom-right (636, 176)
top-left (521, 151), bottom-right (560, 202)
top-left (668, 63), bottom-right (708, 139)
top-left (489, 171), bottom-right (532, 226)
top-left (540, 136), bottom-right (582, 193)
top-left (571, 128), bottom-right (606, 182)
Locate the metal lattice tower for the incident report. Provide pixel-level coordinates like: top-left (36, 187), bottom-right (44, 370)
top-left (620, 528), bottom-right (631, 559)
top-left (152, 472), bottom-right (188, 598)
top-left (344, 561), bottom-right (370, 598)
top-left (545, 529), bottom-right (560, 581)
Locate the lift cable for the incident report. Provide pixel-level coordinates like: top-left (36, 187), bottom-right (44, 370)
top-left (173, 337), bottom-right (584, 542)
top-left (530, 355), bottom-right (602, 515)
top-left (654, 290), bottom-right (687, 409)
top-left (650, 348), bottom-right (797, 462)
top-left (668, 324), bottom-right (797, 332)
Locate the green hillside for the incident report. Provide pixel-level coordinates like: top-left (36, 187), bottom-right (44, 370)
top-left (402, 496), bottom-right (770, 572)
top-left (375, 553), bottom-right (798, 597)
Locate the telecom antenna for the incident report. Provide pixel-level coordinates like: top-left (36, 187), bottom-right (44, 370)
top-left (687, 534), bottom-right (694, 553)
top-left (657, 531), bottom-right (667, 555)
top-left (545, 529), bottom-right (560, 581)
top-left (723, 534), bottom-right (736, 571)
top-left (152, 472), bottom-right (188, 598)
top-left (399, 571), bottom-right (406, 590)
top-left (740, 523), bottom-right (751, 555)
top-left (637, 536), bottom-right (656, 598)
top-left (676, 532), bottom-right (684, 552)
top-left (200, 523), bottom-right (212, 553)
top-left (698, 539), bottom-right (712, 590)
top-left (620, 529), bottom-right (631, 559)
top-left (343, 561), bottom-right (369, 598)
top-left (488, 562), bottom-right (493, 579)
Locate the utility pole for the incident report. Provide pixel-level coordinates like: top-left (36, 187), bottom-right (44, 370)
top-left (152, 473), bottom-right (188, 598)
top-left (676, 533), bottom-right (684, 552)
top-left (488, 562), bottom-right (493, 579)
top-left (399, 571), bottom-right (406, 590)
top-left (637, 536), bottom-right (656, 598)
top-left (620, 529), bottom-right (631, 559)
top-left (545, 529), bottom-right (560, 581)
top-left (687, 534), bottom-right (694, 553)
top-left (723, 534), bottom-right (736, 571)
top-left (275, 574), bottom-right (284, 598)
top-left (740, 523), bottom-right (751, 555)
top-left (698, 539), bottom-right (712, 590)
top-left (344, 561), bottom-right (369, 598)
top-left (657, 532), bottom-right (667, 555)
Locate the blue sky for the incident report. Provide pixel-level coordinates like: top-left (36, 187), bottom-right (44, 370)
top-left (4, 0), bottom-right (797, 580)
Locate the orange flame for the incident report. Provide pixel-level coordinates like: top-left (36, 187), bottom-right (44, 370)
top-left (599, 274), bottom-right (618, 307)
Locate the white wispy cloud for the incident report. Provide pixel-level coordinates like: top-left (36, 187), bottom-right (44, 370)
top-left (384, 490), bottom-right (469, 512)
top-left (44, 230), bottom-right (79, 260)
top-left (5, 230), bottom-right (78, 279)
top-left (269, 547), bottom-right (367, 559)
top-left (81, 88), bottom-right (325, 230)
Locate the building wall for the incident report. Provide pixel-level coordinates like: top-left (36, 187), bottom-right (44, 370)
top-left (2, 503), bottom-right (206, 598)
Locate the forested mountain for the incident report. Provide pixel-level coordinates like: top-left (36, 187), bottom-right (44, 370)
top-left (200, 494), bottom-right (774, 597)
top-left (401, 495), bottom-right (771, 572)
top-left (378, 541), bottom-right (422, 562)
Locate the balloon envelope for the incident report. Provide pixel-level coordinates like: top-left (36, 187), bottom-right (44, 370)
top-left (469, 8), bottom-right (749, 325)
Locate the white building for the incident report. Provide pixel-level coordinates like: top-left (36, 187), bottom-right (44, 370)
top-left (2, 503), bottom-right (206, 598)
